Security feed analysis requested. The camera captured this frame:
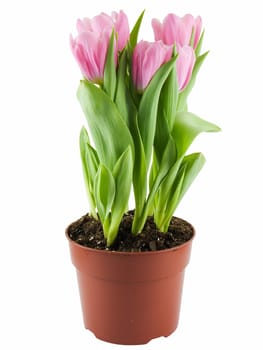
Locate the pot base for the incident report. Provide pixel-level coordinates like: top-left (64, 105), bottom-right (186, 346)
top-left (66, 216), bottom-right (194, 345)
top-left (75, 257), bottom-right (186, 345)
top-left (91, 328), bottom-right (176, 345)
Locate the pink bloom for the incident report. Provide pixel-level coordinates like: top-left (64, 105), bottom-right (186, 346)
top-left (70, 31), bottom-right (109, 83)
top-left (112, 11), bottom-right (130, 52)
top-left (132, 40), bottom-right (172, 92)
top-left (76, 10), bottom-right (129, 52)
top-left (152, 14), bottom-right (202, 49)
top-left (70, 10), bottom-right (130, 82)
top-left (176, 46), bottom-right (196, 91)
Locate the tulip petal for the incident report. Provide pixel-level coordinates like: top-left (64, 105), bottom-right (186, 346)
top-left (71, 10), bottom-right (130, 82)
top-left (90, 13), bottom-right (113, 32)
top-left (113, 10), bottom-right (130, 51)
top-left (163, 14), bottom-right (179, 45)
top-left (151, 19), bottom-right (163, 41)
top-left (132, 41), bottom-right (172, 91)
top-left (194, 16), bottom-right (202, 48)
top-left (71, 31), bottom-right (108, 82)
top-left (152, 13), bottom-right (202, 49)
top-left (176, 46), bottom-right (196, 91)
top-left (182, 14), bottom-right (195, 46)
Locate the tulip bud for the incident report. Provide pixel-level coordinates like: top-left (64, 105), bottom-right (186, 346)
top-left (152, 14), bottom-right (202, 49)
top-left (70, 11), bottom-right (130, 83)
top-left (132, 40), bottom-right (172, 92)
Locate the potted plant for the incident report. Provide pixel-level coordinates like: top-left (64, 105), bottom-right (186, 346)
top-left (66, 9), bottom-right (220, 345)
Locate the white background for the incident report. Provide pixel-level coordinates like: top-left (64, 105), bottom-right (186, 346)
top-left (0, 0), bottom-right (262, 349)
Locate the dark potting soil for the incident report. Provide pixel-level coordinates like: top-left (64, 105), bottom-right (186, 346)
top-left (68, 211), bottom-right (194, 252)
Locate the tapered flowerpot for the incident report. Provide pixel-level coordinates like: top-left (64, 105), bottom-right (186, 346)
top-left (66, 222), bottom-right (195, 345)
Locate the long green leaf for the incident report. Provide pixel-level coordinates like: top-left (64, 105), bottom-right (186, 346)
top-left (176, 152), bottom-right (206, 204)
top-left (156, 167), bottom-right (186, 232)
top-left (131, 115), bottom-right (147, 213)
top-left (154, 52), bottom-right (178, 166)
top-left (115, 49), bottom-right (137, 126)
top-left (172, 111), bottom-right (221, 157)
top-left (107, 146), bottom-right (133, 245)
top-left (132, 136), bottom-right (176, 234)
top-left (154, 111), bottom-right (219, 220)
top-left (138, 57), bottom-right (177, 168)
top-left (79, 127), bottom-right (99, 218)
top-left (154, 108), bottom-right (171, 166)
top-left (103, 30), bottom-right (117, 100)
top-left (112, 146), bottom-right (133, 214)
top-left (177, 51), bottom-right (209, 111)
top-left (114, 50), bottom-right (147, 219)
top-left (94, 165), bottom-right (115, 222)
top-left (129, 10), bottom-right (145, 50)
top-left (155, 156), bottom-right (183, 212)
top-left (155, 153), bottom-right (206, 231)
top-left (146, 136), bottom-right (176, 206)
top-left (195, 30), bottom-right (205, 57)
top-left (126, 11), bottom-right (146, 109)
top-left (152, 136), bottom-right (176, 188)
top-left (77, 80), bottom-right (134, 170)
top-left (80, 127), bottom-right (99, 181)
top-left (158, 52), bottom-right (179, 131)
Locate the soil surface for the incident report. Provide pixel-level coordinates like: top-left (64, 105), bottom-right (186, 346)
top-left (68, 211), bottom-right (194, 252)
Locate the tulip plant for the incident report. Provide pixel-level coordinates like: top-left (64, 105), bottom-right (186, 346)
top-left (70, 10), bottom-right (220, 246)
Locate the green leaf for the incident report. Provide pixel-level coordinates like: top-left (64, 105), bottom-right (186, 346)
top-left (148, 151), bottom-right (159, 214)
top-left (138, 57), bottom-right (177, 168)
top-left (129, 10), bottom-right (145, 50)
top-left (103, 30), bottom-right (116, 100)
top-left (172, 111), bottom-right (221, 157)
top-left (189, 27), bottom-right (195, 48)
top-left (158, 52), bottom-right (179, 131)
top-left (114, 49), bottom-right (147, 231)
top-left (112, 146), bottom-right (133, 213)
top-left (107, 147), bottom-right (133, 245)
top-left (115, 49), bottom-right (137, 126)
top-left (94, 165), bottom-right (115, 223)
top-left (195, 30), bottom-right (205, 57)
top-left (131, 115), bottom-right (147, 215)
top-left (80, 127), bottom-right (99, 180)
top-left (153, 111), bottom-right (219, 225)
top-left (176, 152), bottom-right (206, 203)
top-left (154, 156), bottom-right (183, 213)
top-left (154, 50), bottom-right (178, 167)
top-left (147, 136), bottom-right (176, 205)
top-left (156, 167), bottom-right (186, 232)
top-left (79, 127), bottom-right (99, 218)
top-left (77, 80), bottom-right (134, 170)
top-left (177, 51), bottom-right (209, 111)
top-left (154, 107), bottom-right (172, 167)
top-left (79, 127), bottom-right (91, 190)
top-left (132, 136), bottom-right (176, 234)
top-left (155, 153), bottom-right (206, 231)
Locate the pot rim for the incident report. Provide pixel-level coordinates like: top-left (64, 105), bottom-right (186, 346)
top-left (65, 217), bottom-right (195, 256)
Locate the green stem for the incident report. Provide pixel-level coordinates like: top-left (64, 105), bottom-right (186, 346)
top-left (103, 213), bottom-right (122, 247)
top-left (132, 180), bottom-right (160, 234)
top-left (132, 205), bottom-right (146, 235)
top-left (154, 210), bottom-right (170, 233)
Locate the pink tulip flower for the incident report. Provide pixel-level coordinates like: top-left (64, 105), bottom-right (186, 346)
top-left (152, 14), bottom-right (202, 49)
top-left (70, 31), bottom-right (109, 84)
top-left (76, 11), bottom-right (129, 52)
top-left (112, 11), bottom-right (130, 52)
top-left (176, 46), bottom-right (196, 91)
top-left (70, 10), bottom-right (130, 82)
top-left (132, 40), bottom-right (172, 92)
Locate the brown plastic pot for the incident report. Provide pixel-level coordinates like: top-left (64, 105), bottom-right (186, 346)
top-left (66, 224), bottom-right (195, 345)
